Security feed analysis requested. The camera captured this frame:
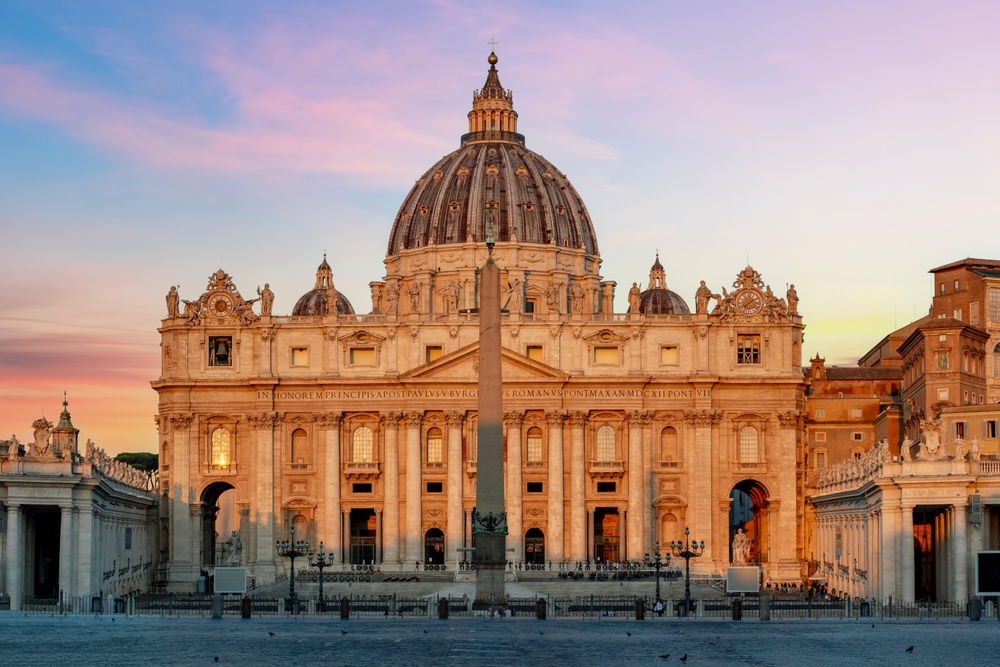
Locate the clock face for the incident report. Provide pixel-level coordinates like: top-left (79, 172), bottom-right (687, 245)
top-left (736, 290), bottom-right (763, 316)
top-left (209, 292), bottom-right (235, 318)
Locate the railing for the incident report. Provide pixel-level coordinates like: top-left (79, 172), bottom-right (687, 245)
top-left (588, 460), bottom-right (625, 477)
top-left (974, 460), bottom-right (1000, 475)
top-left (343, 461), bottom-right (380, 477)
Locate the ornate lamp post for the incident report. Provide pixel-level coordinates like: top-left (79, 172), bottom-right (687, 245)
top-left (275, 526), bottom-right (312, 613)
top-left (643, 543), bottom-right (672, 601)
top-left (668, 527), bottom-right (705, 616)
top-left (308, 543), bottom-right (334, 611)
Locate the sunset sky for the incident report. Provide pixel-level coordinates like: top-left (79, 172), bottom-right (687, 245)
top-left (2, 1), bottom-right (998, 455)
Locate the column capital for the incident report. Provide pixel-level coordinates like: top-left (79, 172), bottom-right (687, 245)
top-left (247, 412), bottom-right (278, 428)
top-left (777, 410), bottom-right (805, 429)
top-left (445, 411), bottom-right (465, 427)
top-left (626, 410), bottom-right (650, 428)
top-left (168, 413), bottom-right (195, 428)
top-left (684, 409), bottom-right (720, 427)
top-left (314, 412), bottom-right (343, 429)
top-left (403, 411), bottom-right (424, 427)
top-left (503, 411), bottom-right (524, 428)
top-left (566, 411), bottom-right (588, 427)
top-left (545, 411), bottom-right (566, 427)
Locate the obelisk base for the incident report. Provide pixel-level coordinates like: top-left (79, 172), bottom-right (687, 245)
top-left (474, 533), bottom-right (507, 602)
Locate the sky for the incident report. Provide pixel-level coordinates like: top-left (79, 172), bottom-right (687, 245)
top-left (1, 1), bottom-right (998, 455)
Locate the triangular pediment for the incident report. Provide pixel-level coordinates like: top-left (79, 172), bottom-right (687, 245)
top-left (400, 341), bottom-right (568, 382)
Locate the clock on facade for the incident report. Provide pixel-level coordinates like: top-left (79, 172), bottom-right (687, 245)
top-left (209, 292), bottom-right (235, 318)
top-left (736, 290), bottom-right (763, 316)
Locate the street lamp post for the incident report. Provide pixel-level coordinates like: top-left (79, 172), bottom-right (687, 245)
top-left (308, 543), bottom-right (334, 611)
top-left (668, 527), bottom-right (705, 617)
top-left (643, 543), bottom-right (672, 602)
top-left (275, 526), bottom-right (312, 613)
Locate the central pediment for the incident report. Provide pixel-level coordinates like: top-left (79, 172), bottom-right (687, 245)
top-left (399, 341), bottom-right (568, 382)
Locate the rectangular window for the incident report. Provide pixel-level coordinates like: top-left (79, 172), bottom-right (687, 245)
top-left (954, 421), bottom-right (967, 439)
top-left (526, 482), bottom-right (544, 493)
top-left (350, 347), bottom-right (375, 365)
top-left (524, 299), bottom-right (536, 314)
top-left (815, 451), bottom-right (827, 469)
top-left (291, 347), bottom-right (308, 366)
top-left (938, 388), bottom-right (949, 400)
top-left (426, 482), bottom-right (443, 493)
top-left (425, 346), bottom-right (443, 363)
top-left (954, 279), bottom-right (960, 290)
top-left (660, 346), bottom-right (679, 366)
top-left (125, 527), bottom-right (133, 551)
top-left (596, 481), bottom-right (616, 493)
top-left (852, 432), bottom-right (864, 441)
top-left (427, 431), bottom-right (443, 463)
top-left (815, 432), bottom-right (827, 442)
top-left (940, 282), bottom-right (946, 294)
top-left (954, 309), bottom-right (962, 320)
top-left (984, 420), bottom-right (999, 439)
top-left (352, 483), bottom-right (372, 494)
top-left (965, 390), bottom-right (969, 403)
top-left (970, 302), bottom-right (980, 325)
top-left (208, 336), bottom-right (233, 367)
top-left (851, 409), bottom-right (862, 419)
top-left (990, 288), bottom-right (1000, 323)
top-left (594, 347), bottom-right (618, 364)
top-left (526, 345), bottom-right (544, 362)
top-left (737, 335), bottom-right (761, 364)
top-left (815, 409), bottom-right (825, 418)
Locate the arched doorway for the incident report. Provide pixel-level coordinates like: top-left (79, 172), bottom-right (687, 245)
top-left (424, 528), bottom-right (445, 565)
top-left (593, 508), bottom-right (620, 563)
top-left (349, 509), bottom-right (376, 565)
top-left (729, 480), bottom-right (768, 565)
top-left (525, 528), bottom-right (545, 565)
top-left (200, 481), bottom-right (237, 570)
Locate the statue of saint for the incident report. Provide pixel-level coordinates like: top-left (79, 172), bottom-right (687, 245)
top-left (570, 283), bottom-right (586, 314)
top-left (166, 286), bottom-right (180, 318)
top-left (385, 282), bottom-right (400, 315)
top-left (407, 282), bottom-right (421, 313)
top-left (439, 281), bottom-right (462, 313)
top-left (505, 279), bottom-right (523, 314)
top-left (695, 281), bottom-right (712, 314)
top-left (969, 437), bottom-right (981, 462)
top-left (543, 282), bottom-right (562, 314)
top-left (627, 282), bottom-right (642, 313)
top-left (257, 284), bottom-right (274, 316)
top-left (786, 284), bottom-right (799, 315)
top-left (732, 529), bottom-right (750, 565)
top-left (226, 530), bottom-right (243, 566)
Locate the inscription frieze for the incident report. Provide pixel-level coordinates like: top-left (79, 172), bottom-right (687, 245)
top-left (257, 387), bottom-right (711, 401)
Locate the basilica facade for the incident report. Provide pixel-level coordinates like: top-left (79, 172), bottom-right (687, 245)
top-left (153, 53), bottom-right (808, 591)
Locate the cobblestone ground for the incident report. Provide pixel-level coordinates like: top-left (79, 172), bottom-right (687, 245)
top-left (2, 614), bottom-right (999, 667)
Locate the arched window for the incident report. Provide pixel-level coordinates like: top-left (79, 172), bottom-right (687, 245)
top-left (467, 420), bottom-right (478, 462)
top-left (352, 426), bottom-right (373, 462)
top-left (526, 427), bottom-right (543, 462)
top-left (596, 425), bottom-right (615, 462)
top-left (291, 429), bottom-right (308, 464)
top-left (211, 428), bottom-right (231, 467)
top-left (427, 427), bottom-right (443, 463)
top-left (660, 427), bottom-right (678, 462)
top-left (738, 426), bottom-right (759, 463)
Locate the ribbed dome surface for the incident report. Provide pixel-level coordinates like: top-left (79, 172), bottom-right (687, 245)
top-left (387, 144), bottom-right (598, 255)
top-left (292, 290), bottom-right (355, 316)
top-left (639, 289), bottom-right (690, 315)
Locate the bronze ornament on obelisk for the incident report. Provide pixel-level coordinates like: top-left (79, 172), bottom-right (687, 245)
top-left (473, 199), bottom-right (507, 603)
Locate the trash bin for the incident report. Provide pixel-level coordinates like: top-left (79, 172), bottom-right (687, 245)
top-left (340, 596), bottom-right (350, 620)
top-left (438, 597), bottom-right (449, 620)
top-left (537, 598), bottom-right (547, 620)
top-left (860, 600), bottom-right (871, 617)
top-left (241, 597), bottom-right (252, 619)
top-left (0, 593), bottom-right (10, 611)
top-left (677, 601), bottom-right (688, 617)
top-left (969, 596), bottom-right (981, 621)
top-left (732, 598), bottom-right (742, 621)
top-left (635, 598), bottom-right (645, 621)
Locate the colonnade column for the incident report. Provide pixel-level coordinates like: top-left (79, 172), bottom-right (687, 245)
top-left (404, 411), bottom-right (423, 566)
top-left (568, 412), bottom-right (587, 562)
top-left (626, 412), bottom-right (644, 561)
top-left (320, 413), bottom-right (342, 563)
top-left (169, 414), bottom-right (195, 584)
top-left (504, 411), bottom-right (523, 562)
top-left (76, 505), bottom-right (94, 596)
top-left (375, 510), bottom-right (382, 565)
top-left (900, 504), bottom-right (915, 602)
top-left (687, 411), bottom-right (717, 571)
top-left (952, 504), bottom-right (968, 601)
top-left (445, 411), bottom-right (465, 569)
top-left (382, 412), bottom-right (401, 567)
top-left (587, 509), bottom-right (595, 562)
top-left (58, 505), bottom-right (75, 598)
top-left (251, 412), bottom-right (277, 574)
top-left (545, 411), bottom-right (565, 564)
top-left (5, 504), bottom-right (21, 610)
top-left (342, 510), bottom-right (351, 565)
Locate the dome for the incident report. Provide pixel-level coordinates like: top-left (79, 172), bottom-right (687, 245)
top-left (292, 290), bottom-right (355, 316)
top-left (638, 253), bottom-right (689, 315)
top-left (292, 255), bottom-right (356, 316)
top-left (386, 53), bottom-right (599, 256)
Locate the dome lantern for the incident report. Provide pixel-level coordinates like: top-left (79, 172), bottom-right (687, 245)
top-left (292, 254), bottom-right (355, 317)
top-left (467, 50), bottom-right (519, 141)
top-left (639, 253), bottom-right (690, 315)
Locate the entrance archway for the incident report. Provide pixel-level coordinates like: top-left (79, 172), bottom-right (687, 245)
top-left (525, 528), bottom-right (545, 565)
top-left (729, 480), bottom-right (768, 564)
top-left (424, 528), bottom-right (445, 565)
top-left (349, 509), bottom-right (376, 565)
top-left (593, 508), bottom-right (620, 563)
top-left (200, 481), bottom-right (236, 569)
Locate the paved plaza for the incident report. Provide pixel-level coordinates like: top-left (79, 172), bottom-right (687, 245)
top-left (2, 614), bottom-right (999, 666)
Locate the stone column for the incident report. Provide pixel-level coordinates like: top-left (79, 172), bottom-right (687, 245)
top-left (952, 504), bottom-right (968, 601)
top-left (343, 510), bottom-right (352, 565)
top-left (687, 411), bottom-right (717, 571)
top-left (505, 411), bottom-right (524, 562)
top-left (445, 411), bottom-right (465, 569)
top-left (568, 412), bottom-right (588, 562)
top-left (58, 505), bottom-right (75, 598)
top-left (252, 412), bottom-right (277, 575)
top-left (626, 412), bottom-right (644, 561)
top-left (900, 505), bottom-right (915, 602)
top-left (404, 411), bottom-right (423, 566)
top-left (189, 504), bottom-right (203, 569)
top-left (169, 414), bottom-right (195, 586)
top-left (587, 509), bottom-right (595, 563)
top-left (620, 508), bottom-right (627, 561)
top-left (546, 411), bottom-right (565, 564)
top-left (381, 412), bottom-right (401, 567)
top-left (5, 504), bottom-right (21, 610)
top-left (883, 505), bottom-right (899, 600)
top-left (375, 510), bottom-right (383, 565)
top-left (76, 505), bottom-right (94, 596)
top-left (320, 413), bottom-right (343, 563)
top-left (775, 412), bottom-right (800, 580)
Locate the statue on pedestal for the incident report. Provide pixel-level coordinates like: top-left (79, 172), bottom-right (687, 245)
top-left (385, 282), bottom-right (400, 315)
top-left (166, 286), bottom-right (180, 318)
top-left (627, 282), bottom-right (641, 313)
top-left (786, 284), bottom-right (799, 315)
top-left (695, 281), bottom-right (712, 314)
top-left (732, 529), bottom-right (750, 565)
top-left (257, 284), bottom-right (274, 316)
top-left (407, 282), bottom-right (421, 313)
top-left (543, 282), bottom-right (561, 314)
top-left (226, 530), bottom-right (243, 566)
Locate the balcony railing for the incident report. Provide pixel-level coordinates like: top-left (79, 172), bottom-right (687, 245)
top-left (343, 461), bottom-right (380, 479)
top-left (588, 460), bottom-right (625, 478)
top-left (974, 460), bottom-right (1000, 476)
top-left (465, 461), bottom-right (477, 476)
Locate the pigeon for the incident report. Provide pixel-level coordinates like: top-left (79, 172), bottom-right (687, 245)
top-left (539, 631), bottom-right (544, 635)
top-left (906, 646), bottom-right (914, 653)
top-left (341, 630), bottom-right (348, 635)
top-left (658, 656), bottom-right (670, 660)
top-left (680, 655), bottom-right (688, 662)
top-left (627, 632), bottom-right (632, 637)
top-left (423, 629), bottom-right (428, 634)
top-left (872, 624), bottom-right (875, 628)
top-left (268, 632), bottom-right (274, 637)
top-left (214, 659), bottom-right (219, 663)
top-left (111, 618), bottom-right (115, 622)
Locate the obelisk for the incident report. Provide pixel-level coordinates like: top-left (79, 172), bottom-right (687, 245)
top-left (473, 201), bottom-right (507, 603)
